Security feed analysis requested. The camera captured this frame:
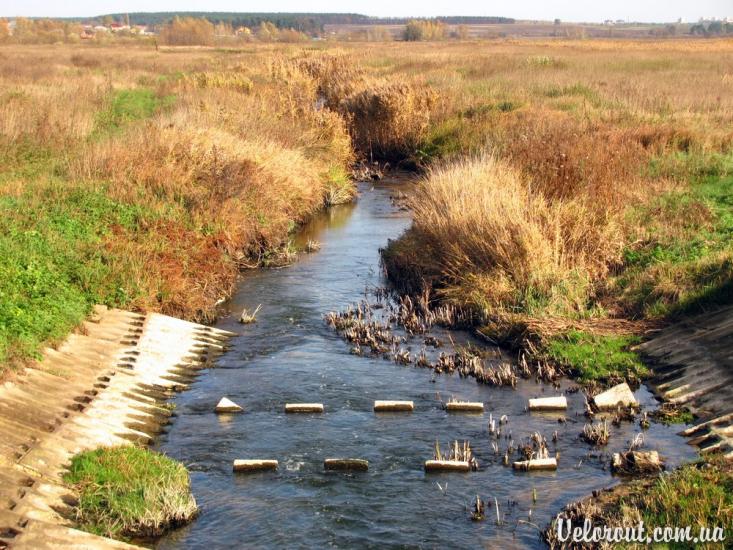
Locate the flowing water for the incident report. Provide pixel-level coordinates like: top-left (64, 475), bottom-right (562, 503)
top-left (156, 178), bottom-right (697, 549)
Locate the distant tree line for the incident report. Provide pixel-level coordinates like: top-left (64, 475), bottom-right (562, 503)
top-left (690, 21), bottom-right (733, 36)
top-left (73, 12), bottom-right (515, 35)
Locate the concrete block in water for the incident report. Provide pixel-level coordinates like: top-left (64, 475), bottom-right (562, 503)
top-left (593, 383), bottom-right (637, 410)
top-left (215, 397), bottom-right (243, 413)
top-left (445, 401), bottom-right (484, 412)
top-left (374, 400), bottom-right (414, 412)
top-left (512, 458), bottom-right (558, 471)
top-left (424, 460), bottom-right (471, 472)
top-left (528, 396), bottom-right (567, 411)
top-left (611, 450), bottom-right (663, 474)
top-left (233, 459), bottom-right (278, 472)
top-left (324, 458), bottom-right (369, 471)
top-left (285, 403), bottom-right (324, 413)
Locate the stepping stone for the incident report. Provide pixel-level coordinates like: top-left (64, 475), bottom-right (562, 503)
top-left (528, 396), bottom-right (567, 411)
top-left (215, 397), bottom-right (243, 413)
top-left (445, 401), bottom-right (484, 412)
top-left (593, 383), bottom-right (637, 410)
top-left (374, 400), bottom-right (414, 412)
top-left (324, 458), bottom-right (369, 471)
top-left (611, 450), bottom-right (663, 474)
top-left (233, 459), bottom-right (278, 472)
top-left (424, 460), bottom-right (470, 472)
top-left (285, 403), bottom-right (324, 413)
top-left (513, 457), bottom-right (558, 471)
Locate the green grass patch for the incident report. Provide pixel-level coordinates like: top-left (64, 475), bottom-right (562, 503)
top-left (615, 170), bottom-right (733, 318)
top-left (544, 330), bottom-right (648, 384)
top-left (549, 459), bottom-right (733, 549)
top-left (0, 180), bottom-right (151, 367)
top-left (626, 460), bottom-right (733, 548)
top-left (64, 446), bottom-right (197, 540)
top-left (651, 403), bottom-right (695, 425)
top-left (95, 88), bottom-right (176, 134)
top-left (324, 164), bottom-right (355, 205)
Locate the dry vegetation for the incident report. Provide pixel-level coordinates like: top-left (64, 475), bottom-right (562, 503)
top-left (2, 38), bottom-right (733, 380)
top-left (375, 39), bottom-right (733, 379)
top-left (0, 44), bottom-right (355, 368)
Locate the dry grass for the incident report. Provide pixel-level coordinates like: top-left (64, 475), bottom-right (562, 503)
top-left (0, 44), bottom-right (355, 367)
top-left (2, 38), bottom-right (733, 370)
top-left (384, 155), bottom-right (624, 318)
top-left (340, 81), bottom-right (437, 160)
top-left (375, 38), bottom-right (733, 350)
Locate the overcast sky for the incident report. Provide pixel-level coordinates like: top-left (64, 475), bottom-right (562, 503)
top-left (2, 0), bottom-right (731, 23)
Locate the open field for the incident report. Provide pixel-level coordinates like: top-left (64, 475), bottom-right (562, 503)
top-left (325, 21), bottom-right (668, 40)
top-left (1, 37), bottom-right (732, 546)
top-left (1, 38), bottom-right (732, 379)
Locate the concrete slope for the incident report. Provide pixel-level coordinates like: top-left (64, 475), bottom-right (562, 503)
top-left (0, 306), bottom-right (235, 549)
top-left (639, 305), bottom-right (733, 459)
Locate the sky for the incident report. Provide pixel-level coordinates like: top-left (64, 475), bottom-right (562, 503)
top-left (1, 0), bottom-right (731, 23)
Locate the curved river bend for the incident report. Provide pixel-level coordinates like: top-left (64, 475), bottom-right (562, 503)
top-left (156, 179), bottom-right (696, 549)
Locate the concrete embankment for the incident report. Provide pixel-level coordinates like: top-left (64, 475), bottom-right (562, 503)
top-left (0, 306), bottom-right (234, 549)
top-left (640, 305), bottom-right (733, 459)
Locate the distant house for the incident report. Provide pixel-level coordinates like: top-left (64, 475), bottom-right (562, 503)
top-left (109, 23), bottom-right (131, 32)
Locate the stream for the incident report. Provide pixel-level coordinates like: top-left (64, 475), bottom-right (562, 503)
top-left (155, 177), bottom-right (697, 549)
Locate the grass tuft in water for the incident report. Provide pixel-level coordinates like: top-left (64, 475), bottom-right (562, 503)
top-left (64, 446), bottom-right (197, 541)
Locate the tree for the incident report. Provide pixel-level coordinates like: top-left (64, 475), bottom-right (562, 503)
top-left (0, 19), bottom-right (9, 42)
top-left (403, 19), bottom-right (445, 41)
top-left (708, 20), bottom-right (723, 34)
top-left (404, 20), bottom-right (424, 41)
top-left (690, 23), bottom-right (706, 36)
top-left (160, 17), bottom-right (215, 46)
top-left (256, 21), bottom-right (278, 41)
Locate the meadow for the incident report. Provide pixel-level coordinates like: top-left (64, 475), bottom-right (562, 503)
top-left (2, 36), bottom-right (732, 544)
top-left (1, 38), bottom-right (732, 379)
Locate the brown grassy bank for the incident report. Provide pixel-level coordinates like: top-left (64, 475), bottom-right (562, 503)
top-left (0, 44), bottom-right (355, 370)
top-left (3, 39), bottom-right (733, 381)
top-left (373, 38), bottom-right (733, 384)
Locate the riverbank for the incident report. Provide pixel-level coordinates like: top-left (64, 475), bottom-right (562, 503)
top-left (2, 39), bottom-right (732, 548)
top-left (0, 44), bottom-right (354, 374)
top-left (0, 305), bottom-right (235, 548)
top-left (544, 458), bottom-right (733, 549)
top-left (372, 40), bottom-right (733, 389)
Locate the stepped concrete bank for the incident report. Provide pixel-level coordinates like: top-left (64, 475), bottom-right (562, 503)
top-left (0, 306), bottom-right (235, 549)
top-left (640, 305), bottom-right (733, 459)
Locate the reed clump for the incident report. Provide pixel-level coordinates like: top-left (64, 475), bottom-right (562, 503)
top-left (340, 82), bottom-right (438, 161)
top-left (581, 419), bottom-right (610, 446)
top-left (385, 155), bottom-right (623, 321)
